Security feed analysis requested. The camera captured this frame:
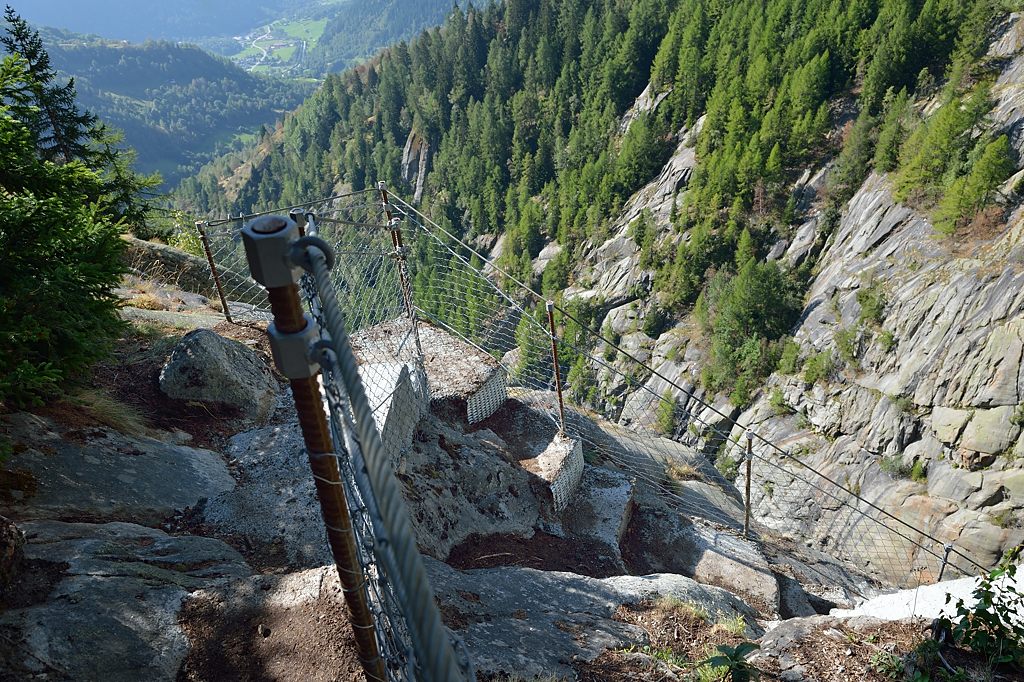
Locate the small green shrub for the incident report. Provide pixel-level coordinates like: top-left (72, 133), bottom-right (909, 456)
top-left (857, 281), bottom-right (886, 326)
top-left (777, 338), bottom-right (801, 374)
top-left (869, 650), bottom-right (903, 679)
top-left (835, 327), bottom-right (859, 366)
top-left (769, 388), bottom-right (794, 416)
top-left (878, 329), bottom-right (896, 351)
top-left (716, 453), bottom-right (740, 482)
top-left (880, 455), bottom-right (913, 479)
top-left (910, 459), bottom-right (927, 483)
top-left (1011, 404), bottom-right (1024, 427)
top-left (700, 642), bottom-right (761, 682)
top-left (939, 546), bottom-right (1024, 673)
top-left (803, 350), bottom-right (834, 384)
top-left (656, 389), bottom-right (679, 436)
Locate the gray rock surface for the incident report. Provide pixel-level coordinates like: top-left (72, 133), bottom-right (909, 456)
top-left (159, 329), bottom-right (279, 421)
top-left (427, 557), bottom-right (760, 679)
top-left (560, 466), bottom-right (635, 570)
top-left (0, 412), bottom-right (234, 526)
top-left (201, 421), bottom-right (334, 567)
top-left (623, 485), bottom-right (782, 614)
top-left (0, 520), bottom-right (250, 681)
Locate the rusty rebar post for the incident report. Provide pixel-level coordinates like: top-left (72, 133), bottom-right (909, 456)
top-left (196, 221), bottom-right (233, 324)
top-left (547, 301), bottom-right (567, 436)
top-left (744, 430), bottom-right (753, 539)
top-left (241, 215), bottom-right (386, 682)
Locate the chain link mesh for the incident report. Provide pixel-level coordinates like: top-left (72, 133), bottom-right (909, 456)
top-left (388, 195), bottom-right (985, 592)
top-left (196, 184), bottom-right (991, 671)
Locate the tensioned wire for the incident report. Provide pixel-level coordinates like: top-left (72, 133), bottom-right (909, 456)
top-left (205, 189), bottom-right (982, 581)
top-left (390, 195), bottom-right (984, 576)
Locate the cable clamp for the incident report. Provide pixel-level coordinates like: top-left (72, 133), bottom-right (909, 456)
top-left (289, 236), bottom-right (336, 272)
top-left (267, 314), bottom-right (321, 379)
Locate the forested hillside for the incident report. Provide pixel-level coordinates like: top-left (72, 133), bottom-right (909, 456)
top-left (306, 0), bottom-right (456, 72)
top-left (176, 0), bottom-right (1013, 406)
top-left (42, 29), bottom-right (314, 187)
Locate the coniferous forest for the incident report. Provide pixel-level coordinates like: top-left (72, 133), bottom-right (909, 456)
top-left (176, 0), bottom-right (1011, 406)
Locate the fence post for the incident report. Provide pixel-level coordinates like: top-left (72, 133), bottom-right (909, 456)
top-left (546, 301), bottom-right (568, 436)
top-left (379, 182), bottom-right (424, 363)
top-left (195, 221), bottom-right (233, 324)
top-left (744, 429), bottom-right (754, 539)
top-left (938, 542), bottom-right (955, 582)
top-left (240, 215), bottom-right (386, 682)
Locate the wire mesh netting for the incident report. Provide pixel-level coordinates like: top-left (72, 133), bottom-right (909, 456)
top-left (197, 184), bottom-right (989, 634)
top-left (386, 195), bottom-right (985, 592)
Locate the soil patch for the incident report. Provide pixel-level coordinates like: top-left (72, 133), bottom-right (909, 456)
top-left (446, 531), bottom-right (624, 578)
top-left (177, 591), bottom-right (362, 682)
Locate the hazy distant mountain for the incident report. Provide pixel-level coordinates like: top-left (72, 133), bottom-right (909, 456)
top-left (10, 0), bottom-right (318, 42)
top-left (41, 28), bottom-right (313, 186)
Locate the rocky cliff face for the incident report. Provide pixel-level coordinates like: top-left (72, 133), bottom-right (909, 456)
top-left (560, 15), bottom-right (1024, 582)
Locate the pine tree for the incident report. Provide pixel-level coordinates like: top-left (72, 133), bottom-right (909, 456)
top-left (2, 6), bottom-right (97, 163)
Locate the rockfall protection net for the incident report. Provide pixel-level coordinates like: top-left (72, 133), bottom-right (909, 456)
top-left (200, 185), bottom-right (988, 632)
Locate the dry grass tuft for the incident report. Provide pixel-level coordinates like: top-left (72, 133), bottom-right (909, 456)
top-left (70, 388), bottom-right (152, 437)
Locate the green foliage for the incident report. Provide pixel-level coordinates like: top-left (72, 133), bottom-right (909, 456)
top-left (878, 329), bottom-right (896, 351)
top-left (880, 455), bottom-right (913, 479)
top-left (656, 389), bottom-right (678, 436)
top-left (857, 281), bottom-right (887, 326)
top-left (910, 459), bottom-right (928, 483)
top-left (699, 261), bottom-right (802, 406)
top-left (0, 56), bottom-right (126, 406)
top-left (803, 350), bottom-right (834, 385)
top-left (891, 81), bottom-right (1011, 233)
top-left (777, 338), bottom-right (802, 375)
top-left (769, 388), bottom-right (793, 416)
top-left (835, 327), bottom-right (859, 367)
top-left (641, 305), bottom-right (668, 339)
top-left (869, 650), bottom-right (904, 679)
top-left (934, 134), bottom-right (1016, 235)
top-left (874, 88), bottom-right (913, 173)
top-left (700, 642), bottom-right (760, 682)
top-left (716, 452), bottom-right (739, 482)
top-left (939, 546), bottom-right (1024, 673)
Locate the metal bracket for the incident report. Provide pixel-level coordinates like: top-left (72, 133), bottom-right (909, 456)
top-left (241, 215), bottom-right (303, 287)
top-left (267, 315), bottom-right (320, 379)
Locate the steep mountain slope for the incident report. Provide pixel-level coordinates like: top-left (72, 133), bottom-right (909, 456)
top-left (306, 0), bottom-right (457, 72)
top-left (41, 29), bottom-right (314, 187)
top-left (173, 0), bottom-right (1024, 575)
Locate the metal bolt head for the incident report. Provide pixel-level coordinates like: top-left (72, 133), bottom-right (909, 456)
top-left (250, 215), bottom-right (290, 234)
top-left (241, 215), bottom-right (302, 287)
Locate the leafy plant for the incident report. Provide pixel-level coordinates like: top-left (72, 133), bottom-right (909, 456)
top-left (870, 650), bottom-right (904, 679)
top-left (700, 642), bottom-right (760, 682)
top-left (939, 545), bottom-right (1024, 674)
top-left (656, 389), bottom-right (679, 436)
top-left (835, 327), bottom-right (859, 366)
top-left (880, 455), bottom-right (913, 479)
